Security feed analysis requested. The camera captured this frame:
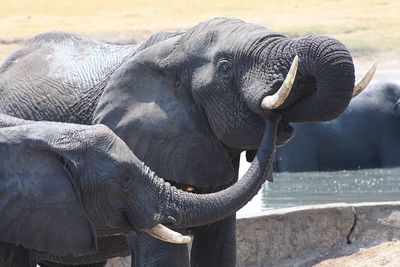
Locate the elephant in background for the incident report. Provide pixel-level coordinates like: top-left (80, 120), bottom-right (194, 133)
top-left (275, 82), bottom-right (400, 172)
top-left (0, 17), bottom-right (375, 266)
top-left (0, 113), bottom-right (280, 266)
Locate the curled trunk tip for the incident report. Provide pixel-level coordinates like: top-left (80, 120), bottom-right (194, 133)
top-left (282, 35), bottom-right (356, 122)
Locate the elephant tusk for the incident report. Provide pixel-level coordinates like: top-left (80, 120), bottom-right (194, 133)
top-left (352, 61), bottom-right (378, 98)
top-left (146, 224), bottom-right (192, 244)
top-left (261, 55), bottom-right (299, 110)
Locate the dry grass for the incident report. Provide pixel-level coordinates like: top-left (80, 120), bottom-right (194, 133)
top-left (0, 0), bottom-right (399, 66)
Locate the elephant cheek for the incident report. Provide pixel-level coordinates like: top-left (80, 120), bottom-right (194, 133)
top-left (217, 123), bottom-right (265, 150)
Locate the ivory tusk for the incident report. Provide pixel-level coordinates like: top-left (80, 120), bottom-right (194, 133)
top-left (352, 61), bottom-right (378, 98)
top-left (261, 55), bottom-right (299, 110)
top-left (146, 224), bottom-right (192, 244)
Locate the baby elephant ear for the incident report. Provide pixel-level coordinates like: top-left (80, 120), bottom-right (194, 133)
top-left (0, 120), bottom-right (97, 256)
top-left (94, 36), bottom-right (234, 188)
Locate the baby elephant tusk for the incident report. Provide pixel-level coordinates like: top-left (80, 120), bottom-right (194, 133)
top-left (146, 224), bottom-right (192, 244)
top-left (261, 55), bottom-right (299, 110)
top-left (352, 61), bottom-right (378, 98)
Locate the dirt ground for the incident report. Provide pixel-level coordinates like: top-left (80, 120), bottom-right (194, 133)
top-left (315, 241), bottom-right (400, 267)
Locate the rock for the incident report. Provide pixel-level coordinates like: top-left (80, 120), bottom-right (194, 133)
top-left (105, 202), bottom-right (400, 267)
top-left (236, 204), bottom-right (355, 267)
top-left (349, 203), bottom-right (400, 245)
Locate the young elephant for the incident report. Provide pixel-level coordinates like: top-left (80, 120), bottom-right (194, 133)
top-left (0, 113), bottom-right (280, 266)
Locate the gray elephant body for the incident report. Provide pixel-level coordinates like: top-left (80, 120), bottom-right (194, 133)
top-left (0, 111), bottom-right (279, 266)
top-left (0, 18), bottom-right (357, 266)
top-left (0, 32), bottom-right (138, 123)
top-left (275, 82), bottom-right (400, 172)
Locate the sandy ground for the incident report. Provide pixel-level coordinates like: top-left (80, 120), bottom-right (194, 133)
top-left (315, 241), bottom-right (400, 267)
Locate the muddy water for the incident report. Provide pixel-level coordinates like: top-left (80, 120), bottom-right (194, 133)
top-left (238, 156), bottom-right (400, 217)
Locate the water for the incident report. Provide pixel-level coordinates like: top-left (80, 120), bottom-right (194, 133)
top-left (238, 72), bottom-right (400, 217)
top-left (237, 154), bottom-right (400, 217)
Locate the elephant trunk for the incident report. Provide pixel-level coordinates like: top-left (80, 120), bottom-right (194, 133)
top-left (281, 35), bottom-right (355, 122)
top-left (245, 35), bottom-right (356, 123)
top-left (154, 115), bottom-right (279, 228)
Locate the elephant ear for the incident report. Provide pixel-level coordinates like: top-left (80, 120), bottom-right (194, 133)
top-left (93, 36), bottom-right (234, 188)
top-left (0, 122), bottom-right (97, 256)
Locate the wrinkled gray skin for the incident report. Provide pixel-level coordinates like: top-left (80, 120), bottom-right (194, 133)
top-left (0, 17), bottom-right (356, 266)
top-left (274, 82), bottom-right (400, 172)
top-left (0, 113), bottom-right (279, 266)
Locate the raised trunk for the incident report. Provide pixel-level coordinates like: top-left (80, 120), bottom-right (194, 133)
top-left (151, 115), bottom-right (279, 228)
top-left (281, 35), bottom-right (355, 122)
top-left (244, 35), bottom-right (355, 123)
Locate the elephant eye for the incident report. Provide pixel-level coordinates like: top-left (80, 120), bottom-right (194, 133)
top-left (124, 176), bottom-right (131, 184)
top-left (121, 174), bottom-right (134, 192)
top-left (217, 60), bottom-right (232, 78)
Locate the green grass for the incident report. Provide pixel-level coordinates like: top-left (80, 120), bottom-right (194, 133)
top-left (0, 0), bottom-right (399, 64)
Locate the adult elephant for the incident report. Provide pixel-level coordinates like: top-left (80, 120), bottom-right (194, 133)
top-left (0, 17), bottom-right (374, 266)
top-left (0, 113), bottom-right (280, 266)
top-left (275, 82), bottom-right (400, 172)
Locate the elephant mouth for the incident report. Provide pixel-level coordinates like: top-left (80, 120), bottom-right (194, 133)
top-left (256, 56), bottom-right (377, 123)
top-left (258, 55), bottom-right (299, 112)
top-left (168, 180), bottom-right (228, 194)
top-left (276, 120), bottom-right (295, 146)
top-left (158, 180), bottom-right (228, 233)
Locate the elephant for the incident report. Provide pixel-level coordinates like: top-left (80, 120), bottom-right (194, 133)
top-left (0, 17), bottom-right (375, 266)
top-left (274, 82), bottom-right (400, 172)
top-left (0, 112), bottom-right (280, 266)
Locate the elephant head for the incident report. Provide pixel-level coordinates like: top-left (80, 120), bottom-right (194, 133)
top-left (0, 113), bottom-right (279, 256)
top-left (93, 17), bottom-right (372, 189)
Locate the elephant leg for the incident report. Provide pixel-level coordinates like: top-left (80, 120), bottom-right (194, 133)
top-left (0, 242), bottom-right (14, 266)
top-left (190, 214), bottom-right (236, 267)
top-left (128, 232), bottom-right (189, 267)
top-left (10, 247), bottom-right (37, 267)
top-left (38, 235), bottom-right (128, 267)
top-left (0, 243), bottom-right (37, 267)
